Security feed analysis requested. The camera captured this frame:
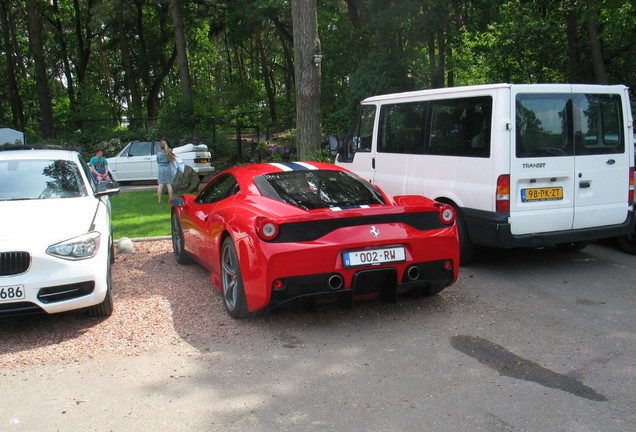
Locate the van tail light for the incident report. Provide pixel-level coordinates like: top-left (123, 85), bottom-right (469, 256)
top-left (496, 175), bottom-right (510, 213)
top-left (256, 217), bottom-right (279, 241)
top-left (434, 203), bottom-right (455, 225)
top-left (629, 167), bottom-right (634, 204)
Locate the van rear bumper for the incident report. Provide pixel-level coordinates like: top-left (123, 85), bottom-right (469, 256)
top-left (464, 208), bottom-right (636, 249)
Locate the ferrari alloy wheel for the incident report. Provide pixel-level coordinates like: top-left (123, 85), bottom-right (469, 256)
top-left (220, 237), bottom-right (250, 319)
top-left (171, 211), bottom-right (192, 264)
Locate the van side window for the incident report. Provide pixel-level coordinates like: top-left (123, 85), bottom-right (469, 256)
top-left (428, 97), bottom-right (492, 157)
top-left (378, 102), bottom-right (426, 154)
top-left (377, 97), bottom-right (491, 157)
top-left (338, 105), bottom-right (376, 163)
top-left (574, 94), bottom-right (624, 155)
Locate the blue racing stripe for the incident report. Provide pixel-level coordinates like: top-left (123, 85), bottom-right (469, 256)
top-left (270, 162), bottom-right (317, 171)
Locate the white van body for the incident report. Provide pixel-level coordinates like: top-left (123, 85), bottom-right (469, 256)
top-left (335, 84), bottom-right (635, 261)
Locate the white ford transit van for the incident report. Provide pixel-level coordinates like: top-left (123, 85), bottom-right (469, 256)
top-left (334, 84), bottom-right (635, 263)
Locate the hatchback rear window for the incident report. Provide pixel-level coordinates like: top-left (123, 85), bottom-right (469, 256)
top-left (254, 170), bottom-right (385, 210)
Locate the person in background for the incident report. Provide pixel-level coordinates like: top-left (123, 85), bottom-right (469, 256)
top-left (89, 148), bottom-right (111, 182)
top-left (157, 140), bottom-right (176, 202)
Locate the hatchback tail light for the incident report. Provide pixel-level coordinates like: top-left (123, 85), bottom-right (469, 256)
top-left (496, 175), bottom-right (510, 213)
top-left (434, 203), bottom-right (455, 225)
top-left (256, 217), bottom-right (279, 241)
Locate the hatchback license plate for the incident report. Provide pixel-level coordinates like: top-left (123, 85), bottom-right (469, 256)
top-left (521, 186), bottom-right (563, 202)
top-left (0, 285), bottom-right (25, 303)
top-left (343, 246), bottom-right (406, 268)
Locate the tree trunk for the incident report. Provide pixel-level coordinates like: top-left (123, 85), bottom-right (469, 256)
top-left (0, 0), bottom-right (24, 131)
top-left (115, 1), bottom-right (143, 122)
top-left (51, 0), bottom-right (77, 126)
top-left (147, 50), bottom-right (177, 119)
top-left (585, 0), bottom-right (608, 85)
top-left (257, 32), bottom-right (277, 122)
top-left (566, 2), bottom-right (583, 83)
top-left (344, 0), bottom-right (367, 29)
top-left (169, 0), bottom-right (193, 116)
top-left (26, 0), bottom-right (55, 139)
top-left (291, 0), bottom-right (321, 160)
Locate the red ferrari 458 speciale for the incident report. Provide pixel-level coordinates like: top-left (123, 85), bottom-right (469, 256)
top-left (170, 161), bottom-right (459, 318)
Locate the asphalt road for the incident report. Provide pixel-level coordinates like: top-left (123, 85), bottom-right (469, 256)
top-left (2, 241), bottom-right (635, 431)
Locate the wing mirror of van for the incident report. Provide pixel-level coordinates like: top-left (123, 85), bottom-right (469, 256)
top-left (328, 135), bottom-right (341, 156)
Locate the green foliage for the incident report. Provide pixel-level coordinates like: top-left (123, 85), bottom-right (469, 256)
top-left (110, 191), bottom-right (172, 239)
top-left (3, 0), bottom-right (636, 152)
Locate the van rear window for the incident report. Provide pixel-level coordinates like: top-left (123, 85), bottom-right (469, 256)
top-left (516, 93), bottom-right (624, 158)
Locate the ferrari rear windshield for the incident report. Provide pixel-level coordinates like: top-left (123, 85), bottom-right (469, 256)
top-left (254, 170), bottom-right (385, 210)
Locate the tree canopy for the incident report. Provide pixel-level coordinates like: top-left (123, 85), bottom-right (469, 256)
top-left (1, 0), bottom-right (635, 158)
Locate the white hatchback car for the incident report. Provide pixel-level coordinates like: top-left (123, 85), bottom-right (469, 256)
top-left (0, 147), bottom-right (120, 317)
top-left (107, 141), bottom-right (213, 182)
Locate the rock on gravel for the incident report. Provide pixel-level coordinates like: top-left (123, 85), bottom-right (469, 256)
top-left (0, 240), bottom-right (255, 369)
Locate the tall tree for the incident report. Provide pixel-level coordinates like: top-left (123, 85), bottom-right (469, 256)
top-left (25, 0), bottom-right (55, 138)
top-left (0, 0), bottom-right (25, 130)
top-left (169, 0), bottom-right (193, 116)
top-left (585, 0), bottom-right (608, 84)
top-left (114, 1), bottom-right (143, 122)
top-left (291, 0), bottom-right (321, 159)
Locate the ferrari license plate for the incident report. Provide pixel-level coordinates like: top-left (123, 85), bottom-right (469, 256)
top-left (343, 246), bottom-right (406, 268)
top-left (521, 186), bottom-right (563, 202)
top-left (0, 285), bottom-right (25, 303)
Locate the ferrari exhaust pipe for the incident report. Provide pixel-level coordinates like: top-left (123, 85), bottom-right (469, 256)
top-left (406, 265), bottom-right (420, 281)
top-left (327, 274), bottom-right (344, 290)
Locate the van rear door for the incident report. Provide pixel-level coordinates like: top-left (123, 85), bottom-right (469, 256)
top-left (570, 86), bottom-right (630, 229)
top-left (510, 85), bottom-right (630, 236)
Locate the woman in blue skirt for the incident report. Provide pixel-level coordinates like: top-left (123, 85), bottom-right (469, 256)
top-left (157, 140), bottom-right (176, 202)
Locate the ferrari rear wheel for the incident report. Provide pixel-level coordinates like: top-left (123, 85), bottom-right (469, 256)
top-left (220, 237), bottom-right (250, 319)
top-left (171, 211), bottom-right (192, 264)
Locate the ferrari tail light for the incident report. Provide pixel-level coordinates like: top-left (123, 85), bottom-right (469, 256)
top-left (496, 174), bottom-right (510, 213)
top-left (434, 203), bottom-right (455, 225)
top-left (629, 167), bottom-right (634, 204)
top-left (256, 217), bottom-right (279, 241)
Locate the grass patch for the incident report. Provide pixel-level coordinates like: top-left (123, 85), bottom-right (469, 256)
top-left (110, 191), bottom-right (172, 239)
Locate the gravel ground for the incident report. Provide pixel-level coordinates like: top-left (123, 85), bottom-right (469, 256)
top-left (0, 240), bottom-right (466, 370)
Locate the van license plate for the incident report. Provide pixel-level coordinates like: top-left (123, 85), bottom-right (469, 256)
top-left (521, 186), bottom-right (563, 202)
top-left (343, 246), bottom-right (406, 268)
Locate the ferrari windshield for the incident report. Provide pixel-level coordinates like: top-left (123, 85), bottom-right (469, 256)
top-left (254, 169), bottom-right (385, 210)
top-left (0, 159), bottom-right (88, 201)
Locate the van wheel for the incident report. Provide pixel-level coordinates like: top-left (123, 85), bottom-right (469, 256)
top-left (555, 241), bottom-right (589, 252)
top-left (455, 209), bottom-right (476, 264)
top-left (616, 230), bottom-right (636, 254)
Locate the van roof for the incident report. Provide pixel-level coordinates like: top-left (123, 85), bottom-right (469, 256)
top-left (361, 83), bottom-right (629, 103)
